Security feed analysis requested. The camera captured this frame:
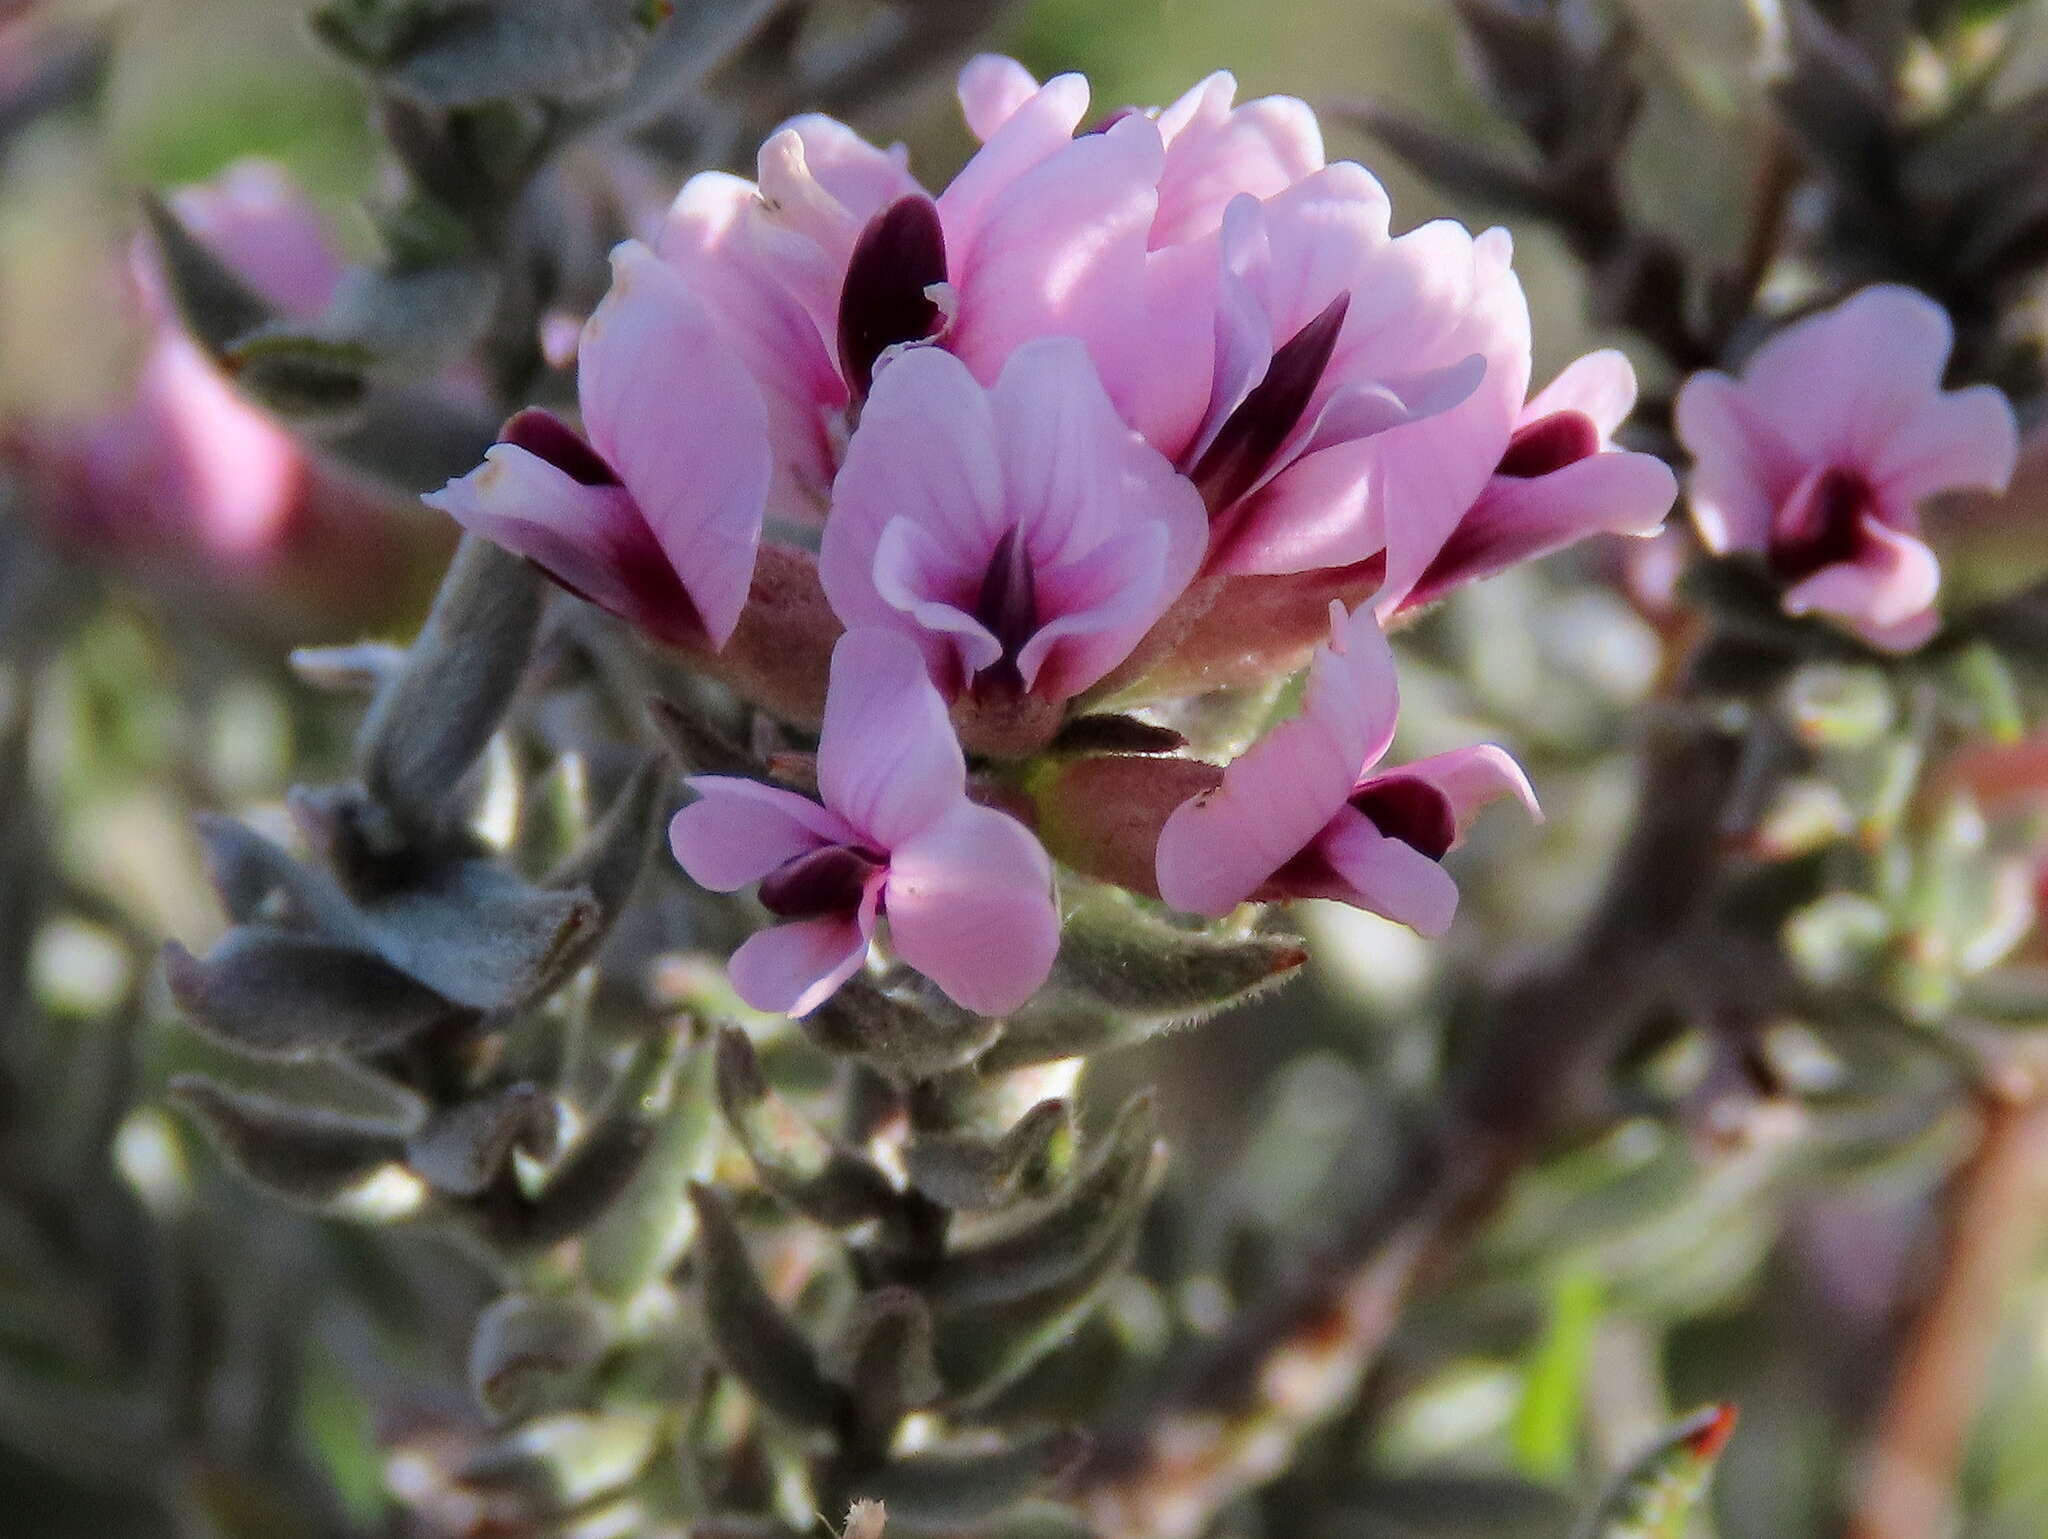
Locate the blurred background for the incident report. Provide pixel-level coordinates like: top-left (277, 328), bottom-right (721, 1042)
top-left (5, 3), bottom-right (2048, 1538)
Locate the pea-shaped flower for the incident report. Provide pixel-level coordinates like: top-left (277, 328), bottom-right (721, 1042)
top-left (669, 628), bottom-right (1060, 1017)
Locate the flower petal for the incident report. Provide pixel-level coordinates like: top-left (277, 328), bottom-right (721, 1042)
top-left (1155, 602), bottom-right (1398, 916)
top-left (1524, 349), bottom-right (1638, 438)
top-left (1151, 72), bottom-right (1324, 248)
top-left (1782, 515), bottom-right (1942, 644)
top-left (957, 54), bottom-right (1042, 142)
top-left (1391, 744), bottom-right (1541, 834)
top-left (818, 628), bottom-right (968, 848)
top-left (670, 777), bottom-right (860, 891)
top-left (938, 72), bottom-right (1092, 259)
top-left (579, 242), bottom-right (771, 646)
top-left (1402, 448), bottom-right (1676, 609)
top-left (1870, 383), bottom-right (2019, 505)
top-left (1314, 808), bottom-right (1461, 936)
top-left (1674, 369), bottom-right (1796, 554)
top-left (885, 801), bottom-right (1059, 1015)
top-left (424, 443), bottom-right (694, 638)
top-left (728, 909), bottom-right (874, 1017)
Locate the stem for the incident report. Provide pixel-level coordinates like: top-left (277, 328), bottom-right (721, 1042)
top-left (1843, 1083), bottom-right (2048, 1539)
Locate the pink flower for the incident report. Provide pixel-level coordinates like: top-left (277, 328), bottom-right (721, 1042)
top-left (1154, 602), bottom-right (1537, 935)
top-left (819, 339), bottom-right (1207, 711)
top-left (1399, 349), bottom-right (1677, 611)
top-left (16, 160), bottom-right (406, 594)
top-left (669, 628), bottom-right (1060, 1017)
top-left (435, 55), bottom-right (1538, 666)
top-left (1675, 285), bottom-right (2018, 651)
top-left (426, 242), bottom-right (771, 648)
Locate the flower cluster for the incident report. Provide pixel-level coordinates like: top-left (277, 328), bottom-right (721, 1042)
top-left (428, 56), bottom-right (1689, 1016)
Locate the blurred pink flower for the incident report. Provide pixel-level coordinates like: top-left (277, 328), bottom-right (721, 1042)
top-left (16, 159), bottom-right (434, 622)
top-left (669, 628), bottom-right (1059, 1016)
top-left (819, 338), bottom-right (1206, 709)
top-left (1676, 285), bottom-right (2018, 651)
top-left (1155, 601), bottom-right (1537, 934)
top-left (1399, 349), bottom-right (1677, 611)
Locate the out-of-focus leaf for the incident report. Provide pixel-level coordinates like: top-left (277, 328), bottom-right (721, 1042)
top-left (1342, 100), bottom-right (1560, 218)
top-left (140, 193), bottom-right (273, 359)
top-left (225, 330), bottom-right (375, 423)
top-left (163, 931), bottom-right (465, 1058)
top-left (826, 1286), bottom-right (942, 1448)
top-left (1769, 3), bottom-right (1894, 200)
top-left (904, 1099), bottom-right (1073, 1212)
top-left (923, 1093), bottom-right (1157, 1313)
top-left (1576, 1404), bottom-right (1737, 1539)
top-left (317, 0), bottom-right (670, 107)
top-left (686, 1182), bottom-right (848, 1429)
top-left (583, 1023), bottom-right (721, 1299)
top-left (455, 1410), bottom-right (661, 1516)
top-left (852, 1430), bottom-right (1088, 1526)
top-left (357, 534), bottom-right (545, 842)
top-left (715, 1027), bottom-right (896, 1227)
top-left (406, 1083), bottom-right (558, 1197)
top-left (469, 1292), bottom-right (610, 1422)
top-left (357, 860), bottom-right (597, 1011)
top-left (491, 1104), bottom-right (655, 1250)
top-left (170, 1076), bottom-right (406, 1206)
top-left (1510, 1265), bottom-right (1603, 1483)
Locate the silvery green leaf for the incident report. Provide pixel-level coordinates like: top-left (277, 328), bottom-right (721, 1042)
top-left (323, 262), bottom-right (499, 369)
top-left (406, 1083), bottom-right (559, 1196)
top-left (583, 1024), bottom-right (720, 1299)
top-left (469, 1292), bottom-right (609, 1422)
top-left (804, 976), bottom-right (1004, 1078)
top-left (455, 1410), bottom-right (661, 1516)
top-left (163, 931), bottom-right (465, 1059)
top-left (687, 1182), bottom-right (848, 1430)
top-left (541, 754), bottom-right (666, 974)
top-left (170, 1075), bottom-right (406, 1205)
top-left (358, 535), bottom-right (544, 842)
top-left (357, 859), bottom-right (596, 1011)
top-left (323, 385), bottom-right (502, 495)
top-left (825, 1286), bottom-right (941, 1448)
top-left (922, 1094), bottom-right (1157, 1314)
top-left (140, 193), bottom-right (273, 360)
top-left (1342, 101), bottom-right (1561, 219)
top-left (346, 0), bottom-right (670, 108)
top-left (1769, 3), bottom-right (1894, 202)
top-left (852, 1430), bottom-right (1088, 1526)
top-left (715, 1027), bottom-right (896, 1228)
top-left (289, 642), bottom-right (408, 695)
top-left (647, 694), bottom-right (766, 777)
top-left (903, 1099), bottom-right (1072, 1212)
top-left (490, 1107), bottom-right (655, 1250)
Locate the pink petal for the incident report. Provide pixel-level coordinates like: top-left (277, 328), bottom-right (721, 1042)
top-left (817, 628), bottom-right (968, 848)
top-left (424, 443), bottom-right (692, 635)
top-left (1524, 349), bottom-right (1638, 438)
top-left (578, 241), bottom-right (772, 647)
top-left (884, 801), bottom-right (1059, 1014)
top-left (1155, 602), bottom-right (1399, 915)
top-left (870, 513), bottom-right (1005, 686)
top-left (1737, 285), bottom-right (1956, 465)
top-left (1314, 808), bottom-right (1461, 936)
top-left (988, 337), bottom-right (1209, 691)
top-left (957, 55), bottom-right (1042, 142)
top-left (1151, 72), bottom-right (1324, 248)
top-left (658, 172), bottom-right (844, 520)
top-left (765, 114), bottom-right (919, 227)
top-left (821, 346), bottom-right (1006, 652)
top-left (1674, 369), bottom-right (1796, 554)
top-left (1391, 744), bottom-right (1541, 834)
top-left (728, 908), bottom-right (875, 1017)
top-left (1870, 383), bottom-right (2019, 505)
top-left (169, 159), bottom-right (345, 321)
top-left (947, 113), bottom-right (1165, 396)
top-left (1402, 448), bottom-right (1677, 609)
top-left (938, 72), bottom-right (1092, 260)
top-left (1782, 515), bottom-right (1942, 643)
top-left (140, 334), bottom-right (302, 558)
top-left (669, 778), bottom-right (858, 891)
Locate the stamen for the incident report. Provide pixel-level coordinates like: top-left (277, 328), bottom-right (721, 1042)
top-left (1191, 291), bottom-right (1351, 516)
top-left (837, 194), bottom-right (949, 398)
